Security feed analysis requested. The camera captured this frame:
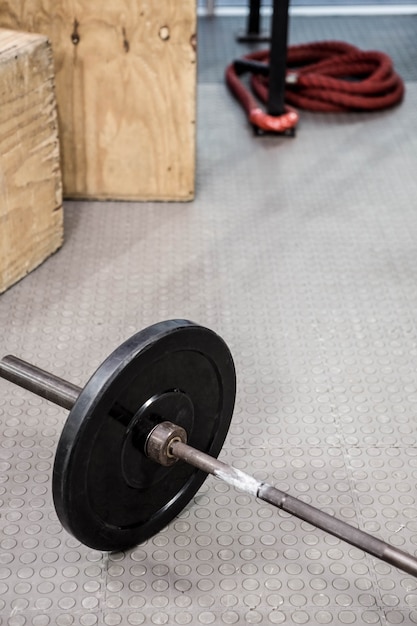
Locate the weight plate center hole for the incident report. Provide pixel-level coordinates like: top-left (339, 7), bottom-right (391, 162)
top-left (121, 390), bottom-right (194, 489)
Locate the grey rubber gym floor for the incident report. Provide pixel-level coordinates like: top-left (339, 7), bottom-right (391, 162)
top-left (1, 14), bottom-right (417, 626)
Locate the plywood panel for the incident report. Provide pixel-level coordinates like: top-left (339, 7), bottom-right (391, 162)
top-left (0, 1), bottom-right (197, 200)
top-left (0, 28), bottom-right (63, 293)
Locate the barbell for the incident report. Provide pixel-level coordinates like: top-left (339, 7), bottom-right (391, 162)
top-left (0, 319), bottom-right (416, 578)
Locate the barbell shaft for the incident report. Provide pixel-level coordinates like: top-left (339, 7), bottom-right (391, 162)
top-left (1, 355), bottom-right (417, 577)
top-left (0, 355), bottom-right (80, 410)
top-left (169, 440), bottom-right (417, 578)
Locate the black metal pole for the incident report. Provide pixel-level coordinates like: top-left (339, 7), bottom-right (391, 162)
top-left (247, 0), bottom-right (261, 35)
top-left (267, 0), bottom-right (290, 116)
top-left (237, 0), bottom-right (270, 43)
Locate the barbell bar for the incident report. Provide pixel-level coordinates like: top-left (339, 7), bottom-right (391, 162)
top-left (0, 319), bottom-right (416, 579)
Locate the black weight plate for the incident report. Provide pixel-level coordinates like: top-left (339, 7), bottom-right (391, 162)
top-left (52, 320), bottom-right (236, 551)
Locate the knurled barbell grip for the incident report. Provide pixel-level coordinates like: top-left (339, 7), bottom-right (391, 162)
top-left (258, 485), bottom-right (417, 577)
top-left (169, 439), bottom-right (417, 578)
top-left (0, 355), bottom-right (80, 410)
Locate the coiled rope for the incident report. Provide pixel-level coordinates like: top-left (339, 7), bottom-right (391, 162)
top-left (226, 41), bottom-right (405, 133)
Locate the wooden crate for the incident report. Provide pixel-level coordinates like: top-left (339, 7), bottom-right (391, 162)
top-left (0, 29), bottom-right (63, 294)
top-left (0, 1), bottom-right (197, 201)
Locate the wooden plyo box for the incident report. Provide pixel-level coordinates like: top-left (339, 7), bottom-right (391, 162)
top-left (0, 1), bottom-right (197, 201)
top-left (0, 29), bottom-right (63, 294)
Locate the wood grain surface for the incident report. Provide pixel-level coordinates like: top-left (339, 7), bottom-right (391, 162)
top-left (0, 29), bottom-right (63, 293)
top-left (0, 1), bottom-right (197, 200)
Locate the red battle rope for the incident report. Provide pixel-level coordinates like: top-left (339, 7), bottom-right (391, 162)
top-left (225, 41), bottom-right (405, 133)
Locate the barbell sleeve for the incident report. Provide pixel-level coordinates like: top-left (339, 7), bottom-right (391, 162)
top-left (0, 355), bottom-right (80, 410)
